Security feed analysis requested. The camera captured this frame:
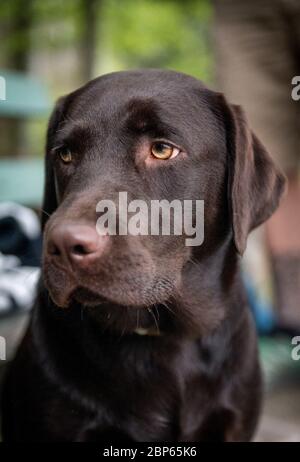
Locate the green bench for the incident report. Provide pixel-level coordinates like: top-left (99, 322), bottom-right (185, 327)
top-left (0, 70), bottom-right (50, 117)
top-left (0, 70), bottom-right (50, 206)
top-left (0, 158), bottom-right (44, 206)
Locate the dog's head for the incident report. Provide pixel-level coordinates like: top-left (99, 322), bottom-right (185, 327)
top-left (42, 69), bottom-right (285, 332)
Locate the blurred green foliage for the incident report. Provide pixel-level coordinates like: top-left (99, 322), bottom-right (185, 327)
top-left (1, 0), bottom-right (213, 83)
top-left (101, 0), bottom-right (213, 81)
top-left (0, 0), bottom-right (213, 157)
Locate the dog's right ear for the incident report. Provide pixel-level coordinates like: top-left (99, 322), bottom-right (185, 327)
top-left (41, 96), bottom-right (67, 230)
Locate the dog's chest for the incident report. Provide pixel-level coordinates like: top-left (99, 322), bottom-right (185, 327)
top-left (86, 340), bottom-right (223, 442)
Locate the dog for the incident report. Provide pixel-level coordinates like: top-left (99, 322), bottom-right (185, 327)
top-left (1, 69), bottom-right (286, 442)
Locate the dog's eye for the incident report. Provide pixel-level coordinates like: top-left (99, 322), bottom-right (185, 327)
top-left (151, 142), bottom-right (180, 160)
top-left (59, 149), bottom-right (73, 164)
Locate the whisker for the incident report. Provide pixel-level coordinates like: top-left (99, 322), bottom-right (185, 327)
top-left (187, 256), bottom-right (199, 268)
top-left (147, 307), bottom-right (159, 332)
top-left (120, 309), bottom-right (128, 339)
top-left (39, 208), bottom-right (51, 218)
top-left (161, 300), bottom-right (179, 319)
top-left (153, 304), bottom-right (160, 322)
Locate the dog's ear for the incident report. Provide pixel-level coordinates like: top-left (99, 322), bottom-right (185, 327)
top-left (220, 96), bottom-right (286, 255)
top-left (41, 96), bottom-right (67, 229)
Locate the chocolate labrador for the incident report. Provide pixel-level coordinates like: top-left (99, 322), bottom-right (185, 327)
top-left (1, 70), bottom-right (286, 442)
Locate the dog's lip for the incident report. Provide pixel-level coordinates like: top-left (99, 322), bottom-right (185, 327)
top-left (44, 266), bottom-right (77, 308)
top-left (46, 282), bottom-right (100, 308)
top-left (44, 257), bottom-right (75, 277)
top-left (44, 259), bottom-right (177, 308)
top-left (70, 287), bottom-right (147, 308)
top-left (71, 287), bottom-right (104, 306)
top-left (48, 286), bottom-right (75, 308)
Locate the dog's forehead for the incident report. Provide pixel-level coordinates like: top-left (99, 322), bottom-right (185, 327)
top-left (68, 70), bottom-right (211, 118)
top-left (83, 69), bottom-right (205, 97)
top-left (55, 70), bottom-right (224, 150)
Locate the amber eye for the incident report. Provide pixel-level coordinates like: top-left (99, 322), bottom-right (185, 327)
top-left (151, 142), bottom-right (180, 160)
top-left (59, 149), bottom-right (72, 164)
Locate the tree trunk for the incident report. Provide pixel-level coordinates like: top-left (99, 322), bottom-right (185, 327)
top-left (80, 0), bottom-right (101, 83)
top-left (0, 0), bottom-right (32, 158)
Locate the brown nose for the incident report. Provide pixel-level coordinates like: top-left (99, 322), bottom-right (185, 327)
top-left (46, 224), bottom-right (107, 270)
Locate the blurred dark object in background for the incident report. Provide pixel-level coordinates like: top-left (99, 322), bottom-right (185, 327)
top-left (214, 0), bottom-right (300, 442)
top-left (214, 0), bottom-right (300, 333)
top-left (0, 203), bottom-right (41, 316)
top-left (0, 203), bottom-right (41, 267)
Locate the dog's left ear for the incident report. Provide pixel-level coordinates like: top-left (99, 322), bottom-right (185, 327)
top-left (41, 96), bottom-right (67, 230)
top-left (220, 96), bottom-right (286, 255)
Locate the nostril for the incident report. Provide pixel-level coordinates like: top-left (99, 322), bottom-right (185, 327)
top-left (71, 244), bottom-right (89, 256)
top-left (46, 224), bottom-right (106, 266)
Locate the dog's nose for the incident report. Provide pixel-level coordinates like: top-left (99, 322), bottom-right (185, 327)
top-left (47, 224), bottom-right (107, 269)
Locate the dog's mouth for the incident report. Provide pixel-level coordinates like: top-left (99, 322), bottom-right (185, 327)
top-left (50, 280), bottom-right (176, 309)
top-left (43, 246), bottom-right (182, 310)
top-left (44, 263), bottom-right (178, 309)
top-left (71, 287), bottom-right (106, 306)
